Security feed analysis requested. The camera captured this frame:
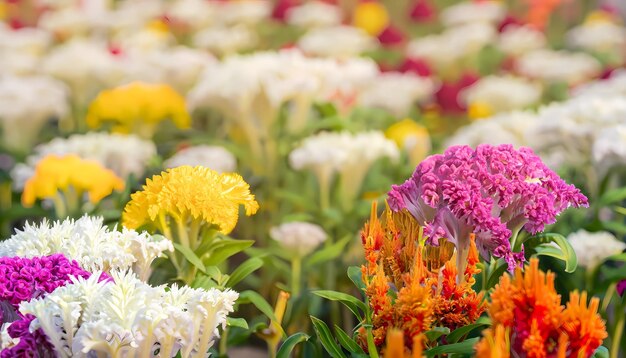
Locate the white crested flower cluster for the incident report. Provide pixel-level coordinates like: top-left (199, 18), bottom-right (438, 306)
top-left (164, 145), bottom-right (237, 173)
top-left (573, 70), bottom-right (626, 98)
top-left (297, 25), bottom-right (376, 58)
top-left (0, 216), bottom-right (173, 281)
top-left (446, 111), bottom-right (540, 149)
top-left (11, 132), bottom-right (156, 190)
top-left (16, 271), bottom-right (238, 357)
top-left (439, 0), bottom-right (505, 27)
top-left (286, 1), bottom-right (343, 28)
top-left (497, 25), bottom-right (547, 57)
top-left (460, 75), bottom-right (542, 113)
top-left (358, 72), bottom-right (437, 117)
top-left (270, 222), bottom-right (327, 257)
top-left (515, 49), bottom-right (602, 85)
top-left (567, 230), bottom-right (626, 269)
top-left (567, 20), bottom-right (626, 54)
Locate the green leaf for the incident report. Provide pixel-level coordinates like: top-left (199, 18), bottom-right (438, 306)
top-left (310, 316), bottom-right (346, 358)
top-left (424, 338), bottom-right (480, 356)
top-left (226, 257), bottom-right (263, 287)
top-left (173, 243), bottom-right (206, 274)
top-left (600, 186), bottom-right (626, 206)
top-left (447, 317), bottom-right (491, 343)
top-left (238, 290), bottom-right (278, 322)
top-left (312, 290), bottom-right (366, 320)
top-left (306, 236), bottom-right (352, 267)
top-left (606, 253), bottom-right (626, 263)
top-left (592, 346), bottom-right (609, 358)
top-left (602, 221), bottom-right (626, 235)
top-left (347, 266), bottom-right (366, 292)
top-left (227, 317), bottom-right (249, 330)
top-left (424, 327), bottom-right (450, 342)
top-left (486, 259), bottom-right (508, 290)
top-left (276, 333), bottom-right (310, 358)
top-left (525, 233), bottom-right (578, 273)
top-left (334, 325), bottom-right (365, 354)
top-left (203, 239), bottom-right (255, 266)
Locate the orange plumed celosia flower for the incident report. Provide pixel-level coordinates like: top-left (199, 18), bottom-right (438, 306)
top-left (383, 329), bottom-right (424, 358)
top-left (525, 0), bottom-right (566, 31)
top-left (476, 258), bottom-right (607, 357)
top-left (474, 324), bottom-right (510, 358)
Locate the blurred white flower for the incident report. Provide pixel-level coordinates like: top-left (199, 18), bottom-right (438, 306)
top-left (0, 25), bottom-right (52, 56)
top-left (498, 25), bottom-right (547, 57)
top-left (567, 230), bottom-right (626, 269)
top-left (440, 1), bottom-right (505, 27)
top-left (567, 21), bottom-right (626, 54)
top-left (298, 25), bottom-right (376, 58)
top-left (407, 23), bottom-right (496, 69)
top-left (592, 125), bottom-right (626, 172)
top-left (516, 49), bottom-right (602, 85)
top-left (286, 1), bottom-right (343, 28)
top-left (446, 111), bottom-right (539, 149)
top-left (104, 0), bottom-right (165, 33)
top-left (0, 52), bottom-right (40, 76)
top-left (11, 132), bottom-right (156, 189)
top-left (168, 0), bottom-right (217, 30)
top-left (217, 0), bottom-right (271, 26)
top-left (164, 145), bottom-right (237, 173)
top-left (0, 216), bottom-right (172, 281)
top-left (358, 72), bottom-right (437, 117)
top-left (193, 25), bottom-right (258, 56)
top-left (573, 70), bottom-right (626, 98)
top-left (0, 75), bottom-right (69, 152)
top-left (37, 7), bottom-right (94, 38)
top-left (461, 75), bottom-right (542, 114)
top-left (20, 271), bottom-right (238, 357)
top-left (270, 222), bottom-right (327, 256)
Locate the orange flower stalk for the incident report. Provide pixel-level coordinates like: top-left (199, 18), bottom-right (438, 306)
top-left (476, 258), bottom-right (607, 357)
top-left (359, 203), bottom-right (485, 354)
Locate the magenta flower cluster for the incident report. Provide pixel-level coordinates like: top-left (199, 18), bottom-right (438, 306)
top-left (618, 280), bottom-right (626, 297)
top-left (0, 254), bottom-right (91, 357)
top-left (388, 144), bottom-right (588, 270)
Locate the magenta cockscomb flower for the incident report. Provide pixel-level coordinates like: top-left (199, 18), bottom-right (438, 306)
top-left (618, 280), bottom-right (626, 297)
top-left (388, 144), bottom-right (588, 272)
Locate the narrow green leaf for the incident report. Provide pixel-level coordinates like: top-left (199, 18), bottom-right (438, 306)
top-left (334, 325), bottom-right (365, 354)
top-left (310, 316), bottom-right (346, 358)
top-left (276, 333), bottom-right (310, 358)
top-left (486, 260), bottom-right (508, 290)
top-left (312, 290), bottom-right (366, 320)
top-left (226, 317), bottom-right (249, 330)
top-left (600, 186), bottom-right (626, 206)
top-left (424, 338), bottom-right (480, 356)
top-left (226, 257), bottom-right (263, 287)
top-left (347, 266), bottom-right (366, 292)
top-left (524, 233), bottom-right (578, 273)
top-left (424, 327), bottom-right (450, 342)
top-left (602, 221), bottom-right (626, 235)
top-left (173, 243), bottom-right (206, 274)
top-left (203, 239), bottom-right (255, 266)
top-left (238, 290), bottom-right (278, 322)
top-left (306, 236), bottom-right (352, 267)
top-left (447, 317), bottom-right (491, 343)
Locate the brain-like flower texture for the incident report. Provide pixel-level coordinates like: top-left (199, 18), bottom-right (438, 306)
top-left (122, 165), bottom-right (259, 235)
top-left (21, 154), bottom-right (125, 207)
top-left (388, 144), bottom-right (588, 271)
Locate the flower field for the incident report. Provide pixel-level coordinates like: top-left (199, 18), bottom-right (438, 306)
top-left (1, 0), bottom-right (626, 356)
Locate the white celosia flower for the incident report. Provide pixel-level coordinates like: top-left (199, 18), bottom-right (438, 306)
top-left (567, 230), bottom-right (626, 269)
top-left (567, 21), bottom-right (626, 53)
top-left (164, 145), bottom-right (237, 173)
top-left (460, 75), bottom-right (542, 113)
top-left (270, 222), bottom-right (327, 256)
top-left (406, 23), bottom-right (496, 69)
top-left (497, 25), bottom-right (547, 57)
top-left (112, 27), bottom-right (175, 54)
top-left (286, 1), bottom-right (343, 28)
top-left (20, 271), bottom-right (238, 357)
top-left (516, 49), bottom-right (602, 85)
top-left (37, 7), bottom-right (94, 38)
top-left (168, 0), bottom-right (217, 30)
top-left (440, 1), bottom-right (505, 27)
top-left (0, 25), bottom-right (52, 56)
top-left (445, 111), bottom-right (539, 149)
top-left (0, 52), bottom-right (40, 76)
top-left (592, 125), bottom-right (626, 172)
top-left (216, 0), bottom-right (271, 26)
top-left (0, 75), bottom-right (69, 152)
top-left (358, 72), bottom-right (437, 117)
top-left (42, 39), bottom-right (126, 104)
top-left (298, 25), bottom-right (376, 58)
top-left (0, 216), bottom-right (172, 281)
top-left (573, 70), bottom-right (626, 98)
top-left (104, 0), bottom-right (165, 33)
top-left (11, 132), bottom-right (156, 189)
top-left (192, 25), bottom-right (258, 56)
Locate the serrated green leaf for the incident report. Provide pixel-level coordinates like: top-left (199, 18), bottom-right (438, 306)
top-left (334, 325), bottom-right (365, 354)
top-left (424, 327), bottom-right (450, 342)
top-left (227, 317), bottom-right (249, 330)
top-left (276, 333), bottom-right (310, 358)
top-left (306, 236), bottom-right (352, 267)
top-left (313, 290), bottom-right (365, 320)
top-left (424, 338), bottom-right (480, 356)
top-left (447, 317), bottom-right (491, 343)
top-left (203, 239), bottom-right (255, 266)
top-left (173, 243), bottom-right (206, 274)
top-left (226, 257), bottom-right (263, 287)
top-left (310, 316), bottom-right (346, 358)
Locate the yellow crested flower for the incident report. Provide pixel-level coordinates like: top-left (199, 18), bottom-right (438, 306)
top-left (385, 119), bottom-right (431, 166)
top-left (353, 1), bottom-right (389, 36)
top-left (585, 10), bottom-right (619, 25)
top-left (22, 154), bottom-right (124, 216)
top-left (86, 82), bottom-right (191, 138)
top-left (122, 165), bottom-right (259, 235)
top-left (467, 101), bottom-right (494, 120)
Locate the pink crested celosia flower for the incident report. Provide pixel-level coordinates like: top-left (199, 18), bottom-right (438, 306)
top-left (618, 280), bottom-right (626, 297)
top-left (388, 144), bottom-right (588, 271)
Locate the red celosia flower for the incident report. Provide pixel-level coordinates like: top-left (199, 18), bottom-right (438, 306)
top-left (434, 73), bottom-right (479, 114)
top-left (409, 0), bottom-right (435, 22)
top-left (378, 24), bottom-right (405, 46)
top-left (398, 57), bottom-right (432, 77)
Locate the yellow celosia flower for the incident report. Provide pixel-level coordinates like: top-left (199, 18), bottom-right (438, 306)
top-left (585, 10), bottom-right (618, 25)
top-left (352, 1), bottom-right (389, 36)
top-left (385, 119), bottom-right (431, 166)
top-left (22, 154), bottom-right (125, 207)
top-left (86, 82), bottom-right (191, 138)
top-left (468, 101), bottom-right (494, 120)
top-left (122, 165), bottom-right (259, 235)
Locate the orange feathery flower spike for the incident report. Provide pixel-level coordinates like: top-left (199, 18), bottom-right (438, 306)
top-left (476, 258), bottom-right (607, 357)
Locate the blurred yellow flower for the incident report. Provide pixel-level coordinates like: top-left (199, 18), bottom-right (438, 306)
top-left (353, 1), bottom-right (389, 36)
top-left (86, 82), bottom-right (191, 138)
top-left (22, 154), bottom-right (124, 209)
top-left (585, 10), bottom-right (618, 25)
top-left (385, 119), bottom-right (431, 166)
top-left (468, 101), bottom-right (494, 120)
top-left (122, 165), bottom-right (259, 235)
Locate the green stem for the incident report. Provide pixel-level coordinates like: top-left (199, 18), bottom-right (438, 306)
top-left (364, 300), bottom-right (379, 358)
top-left (611, 299), bottom-right (626, 358)
top-left (176, 215), bottom-right (190, 248)
top-left (219, 326), bottom-right (229, 357)
top-left (291, 256), bottom-right (302, 297)
top-left (52, 192), bottom-right (67, 219)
